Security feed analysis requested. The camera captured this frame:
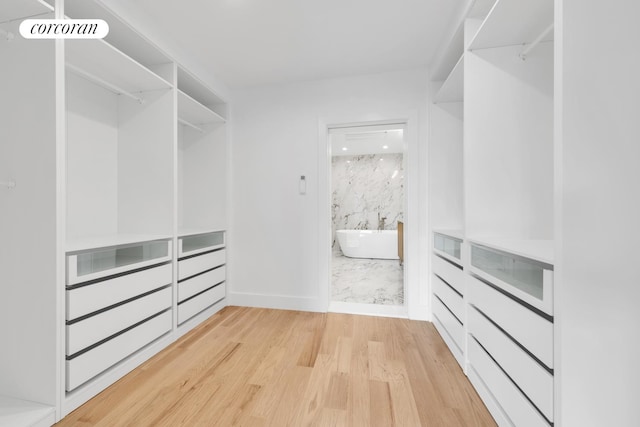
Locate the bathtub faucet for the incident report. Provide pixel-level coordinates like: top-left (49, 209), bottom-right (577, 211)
top-left (378, 212), bottom-right (386, 231)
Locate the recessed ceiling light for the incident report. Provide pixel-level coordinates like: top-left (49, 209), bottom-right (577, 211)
top-left (382, 145), bottom-right (388, 149)
top-left (342, 147), bottom-right (348, 151)
top-left (380, 158), bottom-right (384, 161)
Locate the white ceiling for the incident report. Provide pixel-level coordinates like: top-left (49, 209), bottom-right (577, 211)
top-left (101, 0), bottom-right (464, 89)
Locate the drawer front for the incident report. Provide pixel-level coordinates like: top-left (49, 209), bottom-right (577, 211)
top-left (66, 287), bottom-right (172, 356)
top-left (468, 338), bottom-right (550, 427)
top-left (178, 266), bottom-right (225, 303)
top-left (468, 306), bottom-right (553, 421)
top-left (468, 274), bottom-right (553, 369)
top-left (178, 283), bottom-right (226, 324)
top-left (178, 249), bottom-right (226, 281)
top-left (433, 274), bottom-right (464, 322)
top-left (66, 263), bottom-right (172, 321)
top-left (432, 295), bottom-right (464, 353)
top-left (66, 310), bottom-right (172, 391)
top-left (432, 255), bottom-right (464, 294)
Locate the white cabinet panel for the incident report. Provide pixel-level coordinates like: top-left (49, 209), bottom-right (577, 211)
top-left (66, 287), bottom-right (172, 355)
top-left (66, 263), bottom-right (172, 321)
top-left (468, 274), bottom-right (553, 368)
top-left (178, 284), bottom-right (225, 324)
top-left (468, 338), bottom-right (550, 427)
top-left (178, 266), bottom-right (225, 303)
top-left (432, 255), bottom-right (464, 294)
top-left (469, 306), bottom-right (553, 420)
top-left (432, 296), bottom-right (464, 353)
top-left (178, 249), bottom-right (225, 281)
top-left (66, 311), bottom-right (172, 392)
top-left (433, 274), bottom-right (464, 321)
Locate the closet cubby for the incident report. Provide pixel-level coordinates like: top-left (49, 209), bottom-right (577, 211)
top-left (65, 37), bottom-right (174, 250)
top-left (177, 67), bottom-right (227, 236)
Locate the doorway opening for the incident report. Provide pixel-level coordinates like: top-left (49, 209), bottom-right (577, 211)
top-left (328, 123), bottom-right (406, 316)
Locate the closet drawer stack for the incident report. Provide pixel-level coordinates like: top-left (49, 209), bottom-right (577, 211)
top-left (466, 242), bottom-right (554, 426)
top-left (65, 239), bottom-right (173, 392)
top-left (177, 231), bottom-right (226, 324)
top-left (431, 231), bottom-right (465, 367)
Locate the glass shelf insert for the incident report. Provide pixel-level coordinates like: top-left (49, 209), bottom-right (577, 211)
top-left (181, 231), bottom-right (224, 254)
top-left (434, 232), bottom-right (462, 260)
top-left (76, 240), bottom-right (169, 277)
top-left (471, 244), bottom-right (549, 301)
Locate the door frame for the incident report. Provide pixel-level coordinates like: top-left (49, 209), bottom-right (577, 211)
top-left (317, 111), bottom-right (421, 318)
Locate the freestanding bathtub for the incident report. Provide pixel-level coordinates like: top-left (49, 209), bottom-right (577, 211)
top-left (336, 229), bottom-right (399, 260)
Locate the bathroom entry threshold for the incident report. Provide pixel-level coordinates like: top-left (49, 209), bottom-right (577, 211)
top-left (329, 301), bottom-right (407, 318)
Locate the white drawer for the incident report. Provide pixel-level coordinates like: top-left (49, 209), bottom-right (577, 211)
top-left (468, 338), bottom-right (550, 427)
top-left (432, 254), bottom-right (464, 295)
top-left (178, 266), bottom-right (225, 303)
top-left (178, 249), bottom-right (225, 281)
top-left (66, 263), bottom-right (172, 321)
top-left (468, 274), bottom-right (553, 369)
top-left (178, 283), bottom-right (225, 324)
top-left (468, 306), bottom-right (553, 421)
top-left (66, 310), bottom-right (172, 392)
top-left (66, 287), bottom-right (172, 356)
top-left (432, 295), bottom-right (464, 354)
top-left (433, 274), bottom-right (464, 322)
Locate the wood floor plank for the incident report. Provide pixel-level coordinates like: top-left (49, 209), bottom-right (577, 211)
top-left (56, 306), bottom-right (496, 427)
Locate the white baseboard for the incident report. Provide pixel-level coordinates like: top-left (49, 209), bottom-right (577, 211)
top-left (329, 301), bottom-right (407, 318)
top-left (227, 292), bottom-right (326, 312)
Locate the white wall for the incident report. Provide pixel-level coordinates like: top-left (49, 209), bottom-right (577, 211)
top-left (229, 69), bottom-right (428, 315)
top-left (556, 1), bottom-right (640, 425)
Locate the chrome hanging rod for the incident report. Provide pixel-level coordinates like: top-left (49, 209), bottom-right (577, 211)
top-left (66, 63), bottom-right (145, 104)
top-left (519, 23), bottom-right (554, 61)
top-left (178, 118), bottom-right (204, 133)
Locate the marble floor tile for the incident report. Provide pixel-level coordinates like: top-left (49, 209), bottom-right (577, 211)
top-left (331, 253), bottom-right (404, 305)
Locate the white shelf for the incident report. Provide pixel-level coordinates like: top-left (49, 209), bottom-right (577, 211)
top-left (0, 0), bottom-right (52, 23)
top-left (61, 0), bottom-right (172, 70)
top-left (433, 228), bottom-right (464, 241)
top-left (178, 228), bottom-right (225, 238)
top-left (66, 39), bottom-right (172, 95)
top-left (177, 66), bottom-right (226, 120)
top-left (0, 396), bottom-right (55, 427)
top-left (67, 233), bottom-right (173, 253)
top-left (467, 237), bottom-right (554, 265)
top-left (434, 55), bottom-right (464, 104)
top-left (468, 0), bottom-right (554, 50)
top-left (178, 90), bottom-right (226, 125)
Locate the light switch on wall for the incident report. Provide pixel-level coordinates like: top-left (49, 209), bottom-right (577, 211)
top-left (299, 175), bottom-right (306, 195)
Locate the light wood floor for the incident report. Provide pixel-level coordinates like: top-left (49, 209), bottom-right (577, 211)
top-left (56, 306), bottom-right (496, 426)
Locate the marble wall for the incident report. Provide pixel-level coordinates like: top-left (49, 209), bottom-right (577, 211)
top-left (332, 153), bottom-right (404, 248)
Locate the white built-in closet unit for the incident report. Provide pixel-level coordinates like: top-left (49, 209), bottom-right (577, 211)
top-left (430, 0), bottom-right (555, 425)
top-left (0, 0), bottom-right (228, 424)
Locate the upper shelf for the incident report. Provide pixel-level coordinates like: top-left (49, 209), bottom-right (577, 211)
top-left (177, 66), bottom-right (227, 120)
top-left (178, 90), bottom-right (226, 126)
top-left (66, 39), bottom-right (172, 95)
top-left (59, 0), bottom-right (172, 69)
top-left (434, 55), bottom-right (464, 104)
top-left (468, 0), bottom-right (554, 51)
top-left (0, 0), bottom-right (52, 23)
